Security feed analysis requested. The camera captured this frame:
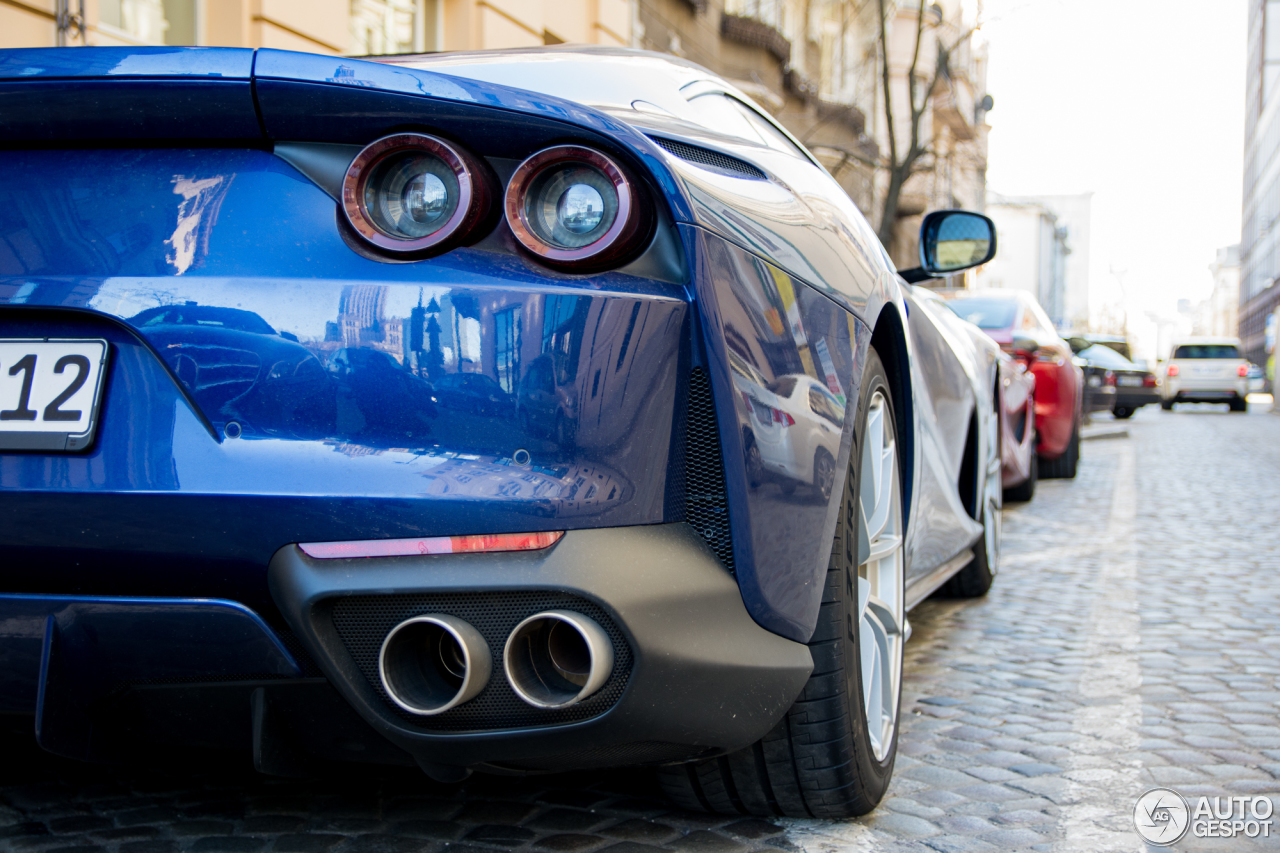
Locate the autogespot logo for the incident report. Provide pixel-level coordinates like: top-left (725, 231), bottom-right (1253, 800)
top-left (1134, 788), bottom-right (1276, 845)
top-left (1134, 788), bottom-right (1190, 846)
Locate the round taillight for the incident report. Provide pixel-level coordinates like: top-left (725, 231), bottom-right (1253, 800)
top-left (1238, 364), bottom-right (1249, 377)
top-left (504, 145), bottom-right (651, 271)
top-left (1167, 364), bottom-right (1180, 377)
top-left (342, 133), bottom-right (492, 256)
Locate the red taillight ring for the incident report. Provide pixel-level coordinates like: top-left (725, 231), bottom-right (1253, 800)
top-left (341, 132), bottom-right (490, 255)
top-left (504, 145), bottom-right (649, 270)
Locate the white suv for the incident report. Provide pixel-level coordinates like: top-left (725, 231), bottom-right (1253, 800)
top-left (1160, 337), bottom-right (1250, 412)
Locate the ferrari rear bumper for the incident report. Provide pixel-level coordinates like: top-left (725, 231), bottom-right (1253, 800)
top-left (1, 523), bottom-right (812, 776)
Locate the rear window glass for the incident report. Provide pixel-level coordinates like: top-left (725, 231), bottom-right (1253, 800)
top-left (1173, 344), bottom-right (1240, 359)
top-left (768, 376), bottom-right (799, 397)
top-left (944, 298), bottom-right (1018, 330)
top-left (1079, 344), bottom-right (1135, 369)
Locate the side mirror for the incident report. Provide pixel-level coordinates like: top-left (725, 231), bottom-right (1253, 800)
top-left (900, 210), bottom-right (997, 283)
top-left (1012, 336), bottom-right (1038, 366)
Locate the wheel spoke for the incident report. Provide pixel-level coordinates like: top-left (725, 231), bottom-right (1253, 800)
top-left (854, 390), bottom-right (904, 763)
top-left (865, 533), bottom-right (901, 564)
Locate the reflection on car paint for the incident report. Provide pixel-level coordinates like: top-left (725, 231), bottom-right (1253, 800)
top-left (902, 289), bottom-right (985, 579)
top-left (691, 229), bottom-right (866, 641)
top-left (0, 149), bottom-right (685, 533)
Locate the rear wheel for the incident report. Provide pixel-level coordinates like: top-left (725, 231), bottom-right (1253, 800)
top-left (1161, 399), bottom-right (1174, 411)
top-left (1230, 398), bottom-right (1248, 413)
top-left (943, 436), bottom-right (1000, 599)
top-left (1004, 452), bottom-right (1037, 503)
top-left (1039, 420), bottom-right (1079, 479)
top-left (813, 448), bottom-right (835, 501)
top-left (1113, 406), bottom-right (1133, 420)
top-left (745, 436), bottom-right (765, 488)
top-left (658, 348), bottom-right (903, 818)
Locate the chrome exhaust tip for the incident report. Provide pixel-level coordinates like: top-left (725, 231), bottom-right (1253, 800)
top-left (503, 610), bottom-right (614, 709)
top-left (378, 615), bottom-right (491, 716)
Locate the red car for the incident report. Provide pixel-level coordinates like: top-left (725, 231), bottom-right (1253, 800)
top-left (942, 290), bottom-right (1084, 479)
top-left (997, 351), bottom-right (1037, 500)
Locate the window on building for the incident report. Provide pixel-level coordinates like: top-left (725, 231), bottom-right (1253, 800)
top-left (1267, 1), bottom-right (1280, 102)
top-left (724, 0), bottom-right (792, 40)
top-left (99, 0), bottom-right (195, 45)
top-left (351, 0), bottom-right (437, 55)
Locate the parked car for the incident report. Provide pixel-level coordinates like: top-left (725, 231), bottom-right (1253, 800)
top-left (130, 304), bottom-right (336, 439)
top-left (744, 372), bottom-right (843, 499)
top-left (515, 353), bottom-right (578, 446)
top-left (434, 371), bottom-right (513, 417)
top-left (1160, 337), bottom-right (1250, 411)
top-left (1077, 343), bottom-right (1158, 419)
top-left (998, 352), bottom-right (1038, 500)
top-left (912, 287), bottom-right (1035, 503)
top-left (940, 289), bottom-right (1084, 479)
top-left (1246, 362), bottom-right (1266, 394)
top-left (0, 45), bottom-right (1003, 819)
top-left (327, 346), bottom-right (438, 441)
top-left (1067, 332), bottom-right (1132, 361)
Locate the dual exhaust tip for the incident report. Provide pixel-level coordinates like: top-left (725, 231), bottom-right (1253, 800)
top-left (378, 610), bottom-right (614, 716)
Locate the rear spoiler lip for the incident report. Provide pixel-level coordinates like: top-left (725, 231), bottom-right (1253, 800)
top-left (0, 46), bottom-right (693, 222)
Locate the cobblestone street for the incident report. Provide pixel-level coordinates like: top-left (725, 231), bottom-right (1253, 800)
top-left (2, 404), bottom-right (1277, 853)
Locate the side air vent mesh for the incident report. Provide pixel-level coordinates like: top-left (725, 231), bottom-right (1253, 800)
top-left (650, 137), bottom-right (767, 180)
top-left (329, 591), bottom-right (632, 732)
top-left (685, 368), bottom-right (734, 573)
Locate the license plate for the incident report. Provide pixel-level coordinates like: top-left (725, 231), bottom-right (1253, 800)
top-left (0, 339), bottom-right (109, 452)
top-left (1118, 376), bottom-right (1143, 387)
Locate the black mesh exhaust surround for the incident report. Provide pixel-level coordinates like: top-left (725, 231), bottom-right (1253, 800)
top-left (329, 591), bottom-right (631, 732)
top-left (685, 368), bottom-right (735, 573)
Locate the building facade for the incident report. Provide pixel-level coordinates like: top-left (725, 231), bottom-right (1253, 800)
top-left (635, 0), bottom-right (991, 264)
top-left (974, 196), bottom-right (1072, 330)
top-left (5, 1), bottom-right (989, 266)
top-left (637, 0), bottom-right (883, 213)
top-left (1192, 245), bottom-right (1241, 339)
top-left (1241, 0), bottom-right (1280, 368)
top-left (975, 192), bottom-right (1090, 330)
top-left (0, 0), bottom-right (629, 54)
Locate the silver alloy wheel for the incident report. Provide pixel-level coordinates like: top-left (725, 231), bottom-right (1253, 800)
top-left (858, 390), bottom-right (905, 762)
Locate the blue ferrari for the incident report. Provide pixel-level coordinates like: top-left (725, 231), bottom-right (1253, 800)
top-left (0, 45), bottom-right (1002, 817)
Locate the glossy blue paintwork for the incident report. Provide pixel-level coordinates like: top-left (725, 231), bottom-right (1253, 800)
top-left (0, 149), bottom-right (684, 520)
top-left (688, 228), bottom-right (868, 641)
top-left (0, 48), bottom-right (258, 141)
top-left (0, 594), bottom-right (295, 722)
top-left (0, 45), bottom-right (948, 654)
top-left (0, 137), bottom-right (690, 630)
top-left (0, 46), bottom-right (254, 79)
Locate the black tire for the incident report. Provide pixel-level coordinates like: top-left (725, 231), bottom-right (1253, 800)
top-left (1160, 399), bottom-right (1174, 411)
top-left (658, 347), bottom-right (901, 818)
top-left (1039, 420), bottom-right (1079, 479)
top-left (745, 435), bottom-right (765, 488)
top-left (1230, 398), bottom-right (1248, 413)
top-left (1003, 452), bottom-right (1036, 503)
top-left (1113, 406), bottom-right (1134, 420)
top-left (941, 517), bottom-right (995, 598)
top-left (812, 448), bottom-right (835, 501)
top-left (943, 428), bottom-right (998, 598)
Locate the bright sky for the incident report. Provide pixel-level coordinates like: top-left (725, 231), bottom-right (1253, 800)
top-left (981, 0), bottom-right (1246, 357)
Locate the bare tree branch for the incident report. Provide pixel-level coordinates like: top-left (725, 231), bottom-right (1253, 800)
top-left (875, 4), bottom-right (982, 254)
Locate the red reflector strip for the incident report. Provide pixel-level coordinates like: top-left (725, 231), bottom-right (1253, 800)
top-left (299, 531), bottom-right (564, 560)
